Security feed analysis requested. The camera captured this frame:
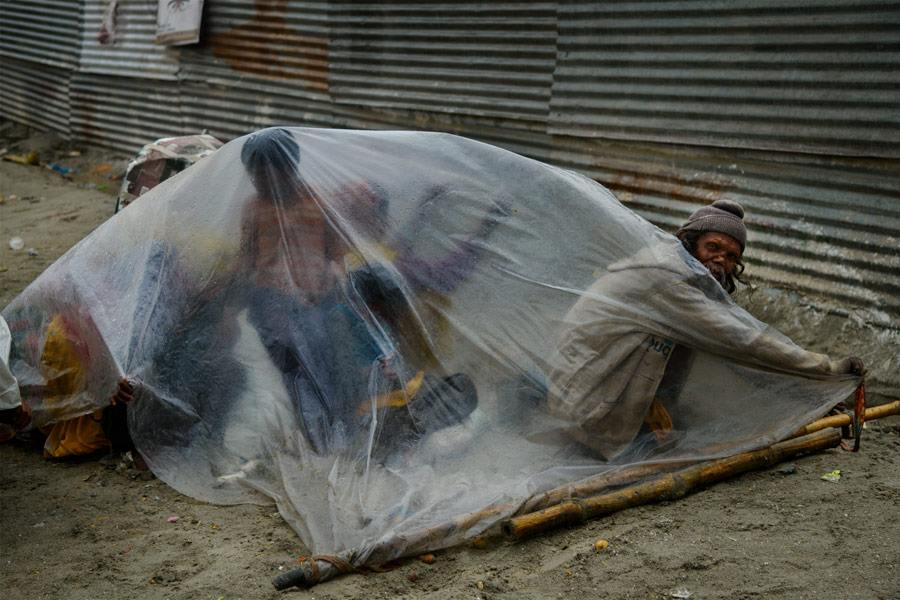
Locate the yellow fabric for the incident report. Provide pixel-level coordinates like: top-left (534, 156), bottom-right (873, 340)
top-left (343, 242), bottom-right (398, 272)
top-left (39, 315), bottom-right (109, 458)
top-left (357, 370), bottom-right (425, 416)
top-left (345, 242), bottom-right (452, 369)
top-left (644, 397), bottom-right (674, 442)
top-left (42, 410), bottom-right (108, 458)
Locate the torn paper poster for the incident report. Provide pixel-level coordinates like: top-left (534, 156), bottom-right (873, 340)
top-left (98, 0), bottom-right (119, 45)
top-left (156, 0), bottom-right (204, 46)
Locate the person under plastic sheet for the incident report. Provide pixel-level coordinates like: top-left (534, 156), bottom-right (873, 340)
top-left (0, 315), bottom-right (32, 433)
top-left (2, 127), bottom-right (872, 571)
top-left (82, 226), bottom-right (246, 462)
top-left (234, 128), bottom-right (344, 453)
top-left (98, 129), bottom-right (334, 455)
top-left (108, 128), bottom-right (508, 458)
top-left (547, 200), bottom-right (866, 460)
top-left (234, 129), bottom-right (506, 454)
top-left (330, 263), bottom-right (479, 462)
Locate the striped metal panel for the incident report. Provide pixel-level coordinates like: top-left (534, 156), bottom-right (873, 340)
top-left (176, 1), bottom-right (335, 144)
top-left (328, 1), bottom-right (557, 122)
top-left (548, 139), bottom-right (900, 324)
top-left (0, 58), bottom-right (71, 137)
top-left (1, 0), bottom-right (898, 324)
top-left (180, 78), bottom-right (335, 143)
top-left (329, 103), bottom-right (554, 160)
top-left (79, 0), bottom-right (180, 80)
top-left (0, 0), bottom-right (83, 70)
top-left (178, 0), bottom-right (331, 99)
top-left (70, 73), bottom-right (185, 155)
top-left (550, 0), bottom-right (900, 158)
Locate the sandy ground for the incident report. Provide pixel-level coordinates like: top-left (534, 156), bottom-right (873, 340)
top-left (1, 124), bottom-right (898, 600)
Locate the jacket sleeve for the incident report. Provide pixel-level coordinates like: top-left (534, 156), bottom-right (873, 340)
top-left (648, 275), bottom-right (852, 377)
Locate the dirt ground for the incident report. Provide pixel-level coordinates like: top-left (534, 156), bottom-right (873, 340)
top-left (1, 124), bottom-right (898, 600)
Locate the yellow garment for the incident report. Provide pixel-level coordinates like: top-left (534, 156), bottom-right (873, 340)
top-left (343, 241), bottom-right (398, 272)
top-left (345, 242), bottom-right (452, 369)
top-left (644, 397), bottom-right (674, 442)
top-left (357, 370), bottom-right (425, 416)
top-left (42, 409), bottom-right (108, 458)
top-left (39, 315), bottom-right (109, 458)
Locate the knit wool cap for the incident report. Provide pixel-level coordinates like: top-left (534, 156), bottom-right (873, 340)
top-left (676, 199), bottom-right (747, 251)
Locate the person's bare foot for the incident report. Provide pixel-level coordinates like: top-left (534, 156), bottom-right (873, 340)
top-left (132, 451), bottom-right (149, 472)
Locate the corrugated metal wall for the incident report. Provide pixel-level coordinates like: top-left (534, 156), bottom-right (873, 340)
top-left (70, 74), bottom-right (184, 150)
top-left (551, 0), bottom-right (900, 158)
top-left (79, 0), bottom-right (180, 79)
top-left (0, 59), bottom-right (71, 136)
top-left (1, 0), bottom-right (898, 321)
top-left (68, 1), bottom-right (184, 151)
top-left (548, 138), bottom-right (900, 320)
top-left (328, 2), bottom-right (556, 122)
top-left (179, 0), bottom-right (333, 140)
top-left (0, 0), bottom-right (82, 69)
top-left (0, 0), bottom-right (82, 137)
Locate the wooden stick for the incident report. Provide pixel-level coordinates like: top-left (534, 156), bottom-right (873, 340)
top-left (519, 460), bottom-right (699, 514)
top-left (275, 401), bottom-right (900, 589)
top-left (791, 401), bottom-right (900, 438)
top-left (274, 429), bottom-right (833, 589)
top-left (501, 428), bottom-right (841, 541)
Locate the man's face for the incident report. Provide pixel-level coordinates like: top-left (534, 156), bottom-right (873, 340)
top-left (249, 166), bottom-right (307, 208)
top-left (693, 232), bottom-right (742, 283)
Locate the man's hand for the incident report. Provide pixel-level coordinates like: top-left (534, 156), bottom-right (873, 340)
top-left (0, 402), bottom-right (32, 430)
top-left (110, 378), bottom-right (137, 406)
top-left (377, 353), bottom-right (399, 380)
top-left (848, 356), bottom-right (866, 376)
top-left (13, 402), bottom-right (31, 430)
top-left (476, 196), bottom-right (513, 237)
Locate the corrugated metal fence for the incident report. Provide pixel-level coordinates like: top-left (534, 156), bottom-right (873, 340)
top-left (2, 0), bottom-right (898, 321)
top-left (552, 0), bottom-right (900, 157)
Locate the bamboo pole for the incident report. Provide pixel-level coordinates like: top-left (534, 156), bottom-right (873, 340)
top-left (501, 428), bottom-right (841, 541)
top-left (791, 401), bottom-right (900, 438)
top-left (274, 401), bottom-right (899, 589)
top-left (519, 460), bottom-right (699, 515)
top-left (274, 429), bottom-right (833, 590)
top-left (272, 503), bottom-right (515, 589)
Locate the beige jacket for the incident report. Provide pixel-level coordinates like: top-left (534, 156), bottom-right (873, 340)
top-left (1, 316), bottom-right (22, 410)
top-left (547, 240), bottom-right (852, 459)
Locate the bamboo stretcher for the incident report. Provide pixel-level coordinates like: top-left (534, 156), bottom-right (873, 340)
top-left (273, 400), bottom-right (900, 590)
top-left (503, 428), bottom-right (840, 540)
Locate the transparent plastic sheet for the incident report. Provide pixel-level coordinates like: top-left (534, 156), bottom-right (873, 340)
top-left (2, 128), bottom-right (859, 566)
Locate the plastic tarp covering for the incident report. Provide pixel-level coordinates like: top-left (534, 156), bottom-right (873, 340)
top-left (2, 128), bottom-right (859, 566)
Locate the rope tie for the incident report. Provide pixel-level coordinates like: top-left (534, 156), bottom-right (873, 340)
top-left (313, 555), bottom-right (357, 574)
top-left (300, 554), bottom-right (401, 585)
top-left (841, 378), bottom-right (866, 452)
top-left (304, 558), bottom-right (319, 586)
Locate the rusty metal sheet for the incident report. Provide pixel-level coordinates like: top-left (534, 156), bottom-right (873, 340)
top-left (0, 58), bottom-right (71, 137)
top-left (328, 2), bottom-right (557, 121)
top-left (70, 73), bottom-right (185, 155)
top-left (0, 0), bottom-right (82, 70)
top-left (178, 0), bottom-right (330, 97)
top-left (327, 102), bottom-right (553, 160)
top-left (180, 78), bottom-right (334, 142)
top-left (548, 138), bottom-right (900, 322)
top-left (79, 0), bottom-right (180, 80)
top-left (2, 0), bottom-right (898, 321)
top-left (550, 0), bottom-right (900, 158)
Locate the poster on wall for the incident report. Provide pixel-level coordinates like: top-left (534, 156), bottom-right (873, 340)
top-left (156, 0), bottom-right (204, 45)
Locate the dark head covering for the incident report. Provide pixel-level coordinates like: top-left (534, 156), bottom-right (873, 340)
top-left (675, 199), bottom-right (747, 251)
top-left (240, 127), bottom-right (300, 174)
